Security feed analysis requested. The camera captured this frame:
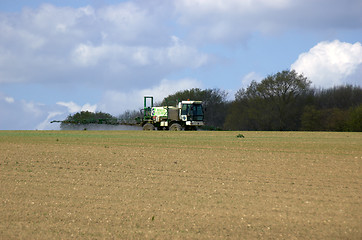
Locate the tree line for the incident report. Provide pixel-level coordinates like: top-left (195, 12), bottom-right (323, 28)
top-left (161, 70), bottom-right (362, 131)
top-left (61, 70), bottom-right (362, 131)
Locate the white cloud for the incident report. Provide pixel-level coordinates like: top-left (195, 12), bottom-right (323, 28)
top-left (56, 101), bottom-right (97, 113)
top-left (0, 3), bottom-right (210, 89)
top-left (176, 0), bottom-right (290, 18)
top-left (71, 36), bottom-right (209, 69)
top-left (241, 72), bottom-right (264, 88)
top-left (139, 78), bottom-right (203, 103)
top-left (36, 111), bottom-right (64, 130)
top-left (21, 100), bottom-right (44, 117)
top-left (165, 36), bottom-right (209, 68)
top-left (175, 0), bottom-right (362, 44)
top-left (1, 0), bottom-right (360, 88)
top-left (291, 40), bottom-right (362, 88)
top-left (81, 103), bottom-right (97, 112)
top-left (99, 78), bottom-right (203, 115)
top-left (97, 2), bottom-right (161, 44)
top-left (4, 97), bottom-right (14, 103)
top-left (0, 95), bottom-right (49, 130)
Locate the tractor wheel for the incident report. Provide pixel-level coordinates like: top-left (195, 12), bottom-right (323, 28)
top-left (143, 123), bottom-right (155, 131)
top-left (169, 123), bottom-right (182, 131)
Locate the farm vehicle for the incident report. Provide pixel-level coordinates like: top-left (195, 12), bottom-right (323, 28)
top-left (136, 96), bottom-right (204, 131)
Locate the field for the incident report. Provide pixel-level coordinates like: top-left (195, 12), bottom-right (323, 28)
top-left (0, 130), bottom-right (361, 239)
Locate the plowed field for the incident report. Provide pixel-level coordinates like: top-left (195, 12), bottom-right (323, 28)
top-left (1, 131), bottom-right (361, 239)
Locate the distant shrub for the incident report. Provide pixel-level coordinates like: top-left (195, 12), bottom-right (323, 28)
top-left (236, 134), bottom-right (245, 138)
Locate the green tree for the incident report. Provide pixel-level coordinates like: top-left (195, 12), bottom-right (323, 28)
top-left (60, 111), bottom-right (118, 130)
top-left (229, 70), bottom-right (311, 130)
top-left (346, 104), bottom-right (362, 132)
top-left (324, 108), bottom-right (348, 131)
top-left (301, 86), bottom-right (362, 131)
top-left (224, 100), bottom-right (247, 130)
top-left (313, 85), bottom-right (362, 110)
top-left (301, 106), bottom-right (323, 131)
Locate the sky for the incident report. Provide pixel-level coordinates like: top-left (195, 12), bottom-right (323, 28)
top-left (0, 0), bottom-right (361, 130)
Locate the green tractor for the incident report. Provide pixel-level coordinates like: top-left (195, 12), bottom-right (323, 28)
top-left (136, 96), bottom-right (204, 131)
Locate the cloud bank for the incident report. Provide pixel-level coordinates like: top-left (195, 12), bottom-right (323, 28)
top-left (1, 0), bottom-right (361, 88)
top-left (0, 3), bottom-right (209, 90)
top-left (175, 0), bottom-right (362, 44)
top-left (292, 40), bottom-right (362, 88)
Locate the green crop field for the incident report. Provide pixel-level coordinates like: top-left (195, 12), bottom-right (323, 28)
top-left (0, 131), bottom-right (361, 239)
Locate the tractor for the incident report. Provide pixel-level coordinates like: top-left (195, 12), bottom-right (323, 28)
top-left (136, 96), bottom-right (204, 131)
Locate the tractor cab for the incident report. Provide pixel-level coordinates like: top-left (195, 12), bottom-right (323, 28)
top-left (179, 101), bottom-right (204, 122)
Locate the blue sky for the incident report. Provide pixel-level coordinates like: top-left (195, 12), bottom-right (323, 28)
top-left (0, 0), bottom-right (361, 130)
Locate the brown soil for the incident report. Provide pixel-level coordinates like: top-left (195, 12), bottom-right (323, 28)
top-left (0, 131), bottom-right (361, 239)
